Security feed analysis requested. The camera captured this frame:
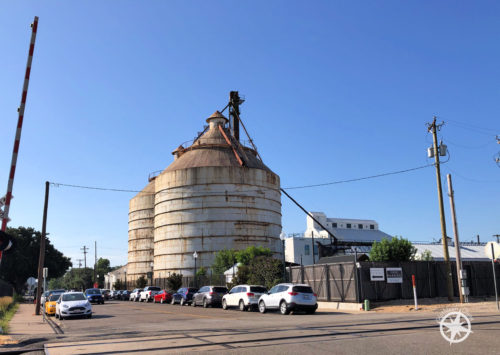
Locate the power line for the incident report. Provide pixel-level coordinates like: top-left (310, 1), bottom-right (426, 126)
top-left (50, 162), bottom-right (438, 195)
top-left (281, 163), bottom-right (435, 190)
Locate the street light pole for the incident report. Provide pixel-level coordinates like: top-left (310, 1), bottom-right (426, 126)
top-left (193, 251), bottom-right (198, 287)
top-left (280, 231), bottom-right (287, 282)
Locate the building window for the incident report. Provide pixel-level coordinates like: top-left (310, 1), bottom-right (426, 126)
top-left (313, 244), bottom-right (318, 256)
top-left (358, 224), bottom-right (363, 229)
top-left (332, 223), bottom-right (337, 228)
top-left (305, 245), bottom-right (310, 255)
top-left (347, 223), bottom-right (351, 228)
top-left (370, 224), bottom-right (375, 230)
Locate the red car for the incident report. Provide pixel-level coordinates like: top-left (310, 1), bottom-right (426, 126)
top-left (153, 290), bottom-right (173, 304)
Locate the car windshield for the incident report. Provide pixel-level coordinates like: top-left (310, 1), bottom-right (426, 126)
top-left (62, 293), bottom-right (87, 301)
top-left (188, 288), bottom-right (198, 293)
top-left (213, 287), bottom-right (228, 293)
top-left (86, 289), bottom-right (101, 295)
top-left (292, 286), bottom-right (313, 293)
top-left (149, 287), bottom-right (161, 291)
top-left (49, 294), bottom-right (60, 301)
top-left (250, 286), bottom-right (267, 293)
top-left (43, 291), bottom-right (50, 297)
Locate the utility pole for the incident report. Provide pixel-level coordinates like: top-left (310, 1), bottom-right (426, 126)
top-left (494, 235), bottom-right (500, 244)
top-left (76, 259), bottom-right (83, 268)
top-left (427, 117), bottom-right (454, 301)
top-left (94, 241), bottom-right (97, 284)
top-left (81, 245), bottom-right (88, 269)
top-left (0, 17), bottom-right (39, 265)
top-left (35, 181), bottom-right (49, 315)
top-left (447, 174), bottom-right (464, 303)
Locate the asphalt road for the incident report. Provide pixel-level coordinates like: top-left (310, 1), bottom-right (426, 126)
top-left (32, 300), bottom-right (500, 354)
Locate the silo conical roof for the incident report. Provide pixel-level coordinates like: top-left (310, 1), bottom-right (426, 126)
top-left (165, 111), bottom-right (272, 172)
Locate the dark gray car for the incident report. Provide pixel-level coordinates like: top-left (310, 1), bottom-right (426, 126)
top-left (192, 286), bottom-right (228, 308)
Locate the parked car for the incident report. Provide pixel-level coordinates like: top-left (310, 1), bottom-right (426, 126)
top-left (120, 290), bottom-right (130, 300)
top-left (153, 290), bottom-right (173, 304)
top-left (40, 291), bottom-right (50, 307)
top-left (192, 286), bottom-right (228, 308)
top-left (55, 292), bottom-right (92, 319)
top-left (129, 288), bottom-right (142, 302)
top-left (110, 290), bottom-right (120, 299)
top-left (258, 283), bottom-right (317, 315)
top-left (140, 286), bottom-right (162, 302)
top-left (171, 287), bottom-right (198, 306)
top-left (85, 288), bottom-right (105, 304)
top-left (101, 289), bottom-right (111, 300)
top-left (44, 293), bottom-right (61, 316)
top-left (222, 285), bottom-right (267, 311)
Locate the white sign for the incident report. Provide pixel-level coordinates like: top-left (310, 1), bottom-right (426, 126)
top-left (485, 242), bottom-right (500, 260)
top-left (370, 268), bottom-right (385, 281)
top-left (386, 267), bottom-right (403, 283)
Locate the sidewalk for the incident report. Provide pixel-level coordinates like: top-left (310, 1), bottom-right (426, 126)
top-left (7, 303), bottom-right (53, 336)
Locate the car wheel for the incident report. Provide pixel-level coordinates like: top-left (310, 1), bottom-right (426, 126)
top-left (87, 314), bottom-right (92, 319)
top-left (180, 298), bottom-right (185, 306)
top-left (239, 300), bottom-right (247, 312)
top-left (280, 301), bottom-right (290, 315)
top-left (171, 298), bottom-right (176, 305)
top-left (306, 309), bottom-right (316, 315)
top-left (222, 299), bottom-right (228, 310)
top-left (259, 301), bottom-right (267, 314)
top-left (55, 313), bottom-right (59, 319)
top-left (160, 298), bottom-right (164, 304)
top-left (203, 299), bottom-right (208, 308)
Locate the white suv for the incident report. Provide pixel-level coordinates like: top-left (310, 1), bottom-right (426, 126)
top-left (258, 283), bottom-right (317, 315)
top-left (140, 286), bottom-right (161, 302)
top-left (222, 285), bottom-right (267, 311)
top-left (129, 288), bottom-right (142, 302)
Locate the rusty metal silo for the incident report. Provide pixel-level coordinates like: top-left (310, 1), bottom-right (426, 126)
top-left (153, 111), bottom-right (282, 276)
top-left (127, 180), bottom-right (154, 283)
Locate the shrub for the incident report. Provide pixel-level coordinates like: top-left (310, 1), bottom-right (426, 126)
top-left (370, 237), bottom-right (417, 262)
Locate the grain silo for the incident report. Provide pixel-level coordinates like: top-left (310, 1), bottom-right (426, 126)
top-left (127, 180), bottom-right (155, 283)
top-left (153, 108), bottom-right (282, 276)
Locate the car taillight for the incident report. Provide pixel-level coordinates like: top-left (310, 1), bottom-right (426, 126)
top-left (288, 292), bottom-right (299, 296)
top-left (149, 291), bottom-right (152, 295)
top-left (313, 293), bottom-right (317, 297)
top-left (246, 293), bottom-right (254, 297)
top-left (209, 292), bottom-right (214, 295)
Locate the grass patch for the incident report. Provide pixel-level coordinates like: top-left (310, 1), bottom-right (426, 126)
top-left (0, 297), bottom-right (19, 334)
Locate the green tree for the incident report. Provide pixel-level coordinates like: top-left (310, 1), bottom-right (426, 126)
top-left (136, 275), bottom-right (147, 288)
top-left (236, 246), bottom-right (273, 265)
top-left (248, 256), bottom-right (283, 290)
top-left (212, 249), bottom-right (237, 274)
top-left (417, 249), bottom-right (434, 261)
top-left (166, 273), bottom-right (183, 291)
top-left (61, 268), bottom-right (94, 291)
top-left (48, 277), bottom-right (65, 290)
top-left (196, 266), bottom-right (207, 277)
top-left (0, 227), bottom-right (72, 293)
top-left (113, 279), bottom-right (124, 290)
top-left (369, 237), bottom-right (417, 262)
top-left (95, 258), bottom-right (111, 288)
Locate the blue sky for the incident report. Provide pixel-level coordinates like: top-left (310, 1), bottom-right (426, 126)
top-left (1, 1), bottom-right (499, 267)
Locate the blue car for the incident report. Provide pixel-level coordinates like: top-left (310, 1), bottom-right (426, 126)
top-left (85, 288), bottom-right (104, 304)
top-left (171, 287), bottom-right (198, 306)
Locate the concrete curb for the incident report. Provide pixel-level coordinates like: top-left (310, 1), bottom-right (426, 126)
top-left (318, 301), bottom-right (363, 311)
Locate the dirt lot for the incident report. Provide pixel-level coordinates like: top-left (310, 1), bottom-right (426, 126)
top-left (371, 296), bottom-right (499, 313)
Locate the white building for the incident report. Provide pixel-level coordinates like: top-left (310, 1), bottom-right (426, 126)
top-left (285, 212), bottom-right (391, 265)
top-left (104, 265), bottom-right (128, 290)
